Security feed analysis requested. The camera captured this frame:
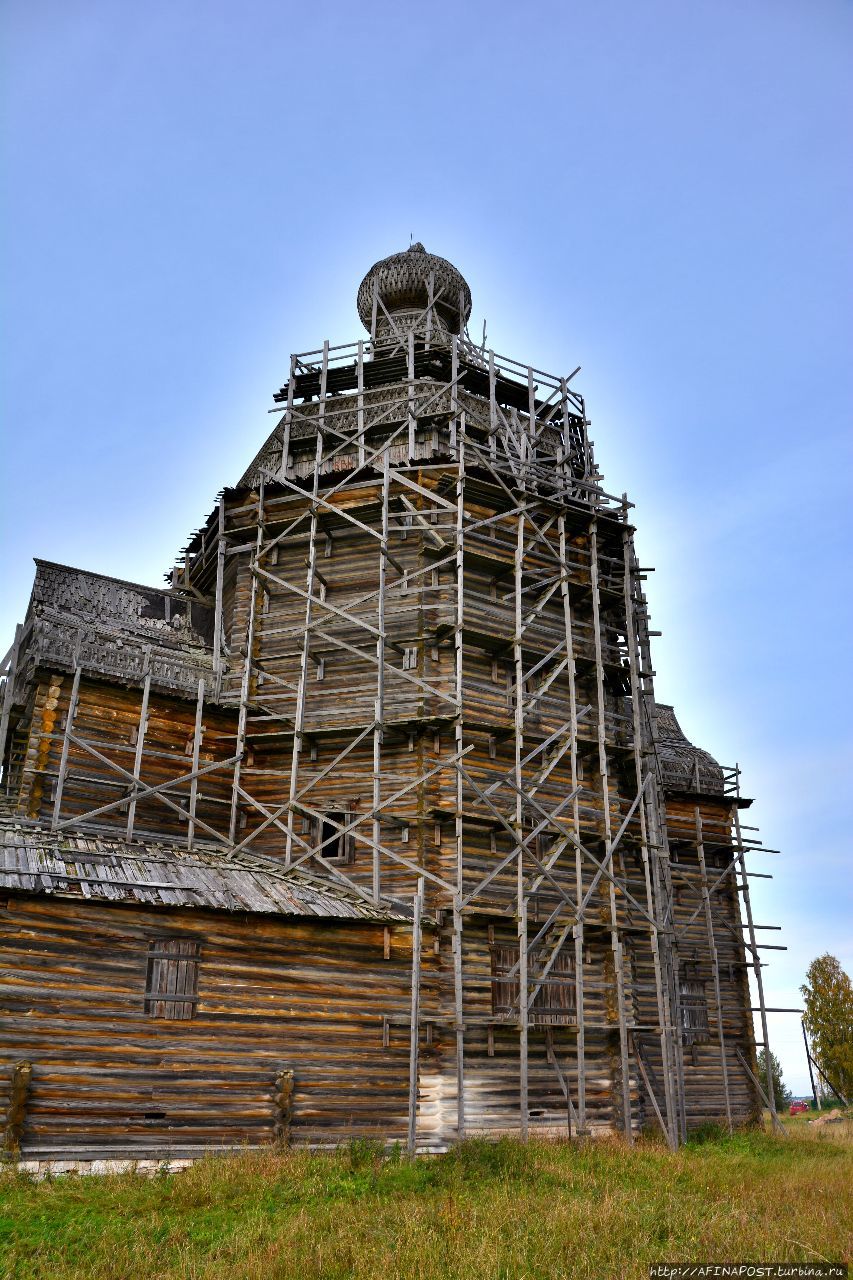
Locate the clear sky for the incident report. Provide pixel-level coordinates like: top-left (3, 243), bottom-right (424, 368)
top-left (2, 0), bottom-right (850, 1095)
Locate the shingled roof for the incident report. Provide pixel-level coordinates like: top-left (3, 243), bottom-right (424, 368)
top-left (656, 704), bottom-right (726, 796)
top-left (12, 560), bottom-right (214, 701)
top-left (0, 819), bottom-right (408, 922)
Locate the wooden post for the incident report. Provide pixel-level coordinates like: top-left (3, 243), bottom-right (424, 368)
top-left (285, 348), bottom-right (326, 865)
top-left (622, 521), bottom-right (678, 1147)
top-left (187, 678), bottom-right (205, 851)
top-left (230, 482), bottom-right (265, 843)
top-left (273, 1069), bottom-right (294, 1148)
top-left (126, 653), bottom-right (151, 842)
top-left (589, 518), bottom-right (633, 1139)
top-left (695, 805), bottom-right (733, 1132)
top-left (407, 329), bottom-right (416, 460)
top-left (732, 802), bottom-right (782, 1133)
top-left (514, 511), bottom-right (529, 1139)
top-left (3, 1060), bottom-right (32, 1158)
top-left (0, 623), bottom-right (22, 793)
top-left (802, 1020), bottom-right (819, 1111)
top-left (408, 878), bottom-right (424, 1155)
top-left (280, 352), bottom-right (296, 479)
top-left (213, 497), bottom-right (226, 697)
top-left (453, 905), bottom-right (465, 1140)
top-left (51, 660), bottom-right (82, 832)
top-left (356, 339), bottom-right (366, 468)
top-left (557, 510), bottom-right (587, 1134)
top-left (519, 897), bottom-right (529, 1140)
top-left (372, 451), bottom-right (389, 902)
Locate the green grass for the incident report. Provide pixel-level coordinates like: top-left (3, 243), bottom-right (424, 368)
top-left (1, 1123), bottom-right (851, 1280)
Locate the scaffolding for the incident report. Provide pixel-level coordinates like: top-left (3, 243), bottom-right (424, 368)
top-left (0, 255), bottom-right (785, 1147)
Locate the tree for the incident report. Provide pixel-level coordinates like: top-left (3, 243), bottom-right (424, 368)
top-left (801, 954), bottom-right (853, 1103)
top-left (757, 1047), bottom-right (790, 1110)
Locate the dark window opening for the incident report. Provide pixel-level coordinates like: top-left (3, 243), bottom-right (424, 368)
top-left (145, 938), bottom-right (201, 1020)
top-left (679, 964), bottom-right (709, 1045)
top-left (490, 941), bottom-right (576, 1024)
top-left (315, 810), bottom-right (354, 864)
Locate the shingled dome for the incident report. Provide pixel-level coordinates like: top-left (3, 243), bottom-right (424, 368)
top-left (356, 242), bottom-right (472, 339)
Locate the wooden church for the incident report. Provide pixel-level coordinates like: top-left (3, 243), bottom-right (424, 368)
top-left (0, 245), bottom-right (780, 1164)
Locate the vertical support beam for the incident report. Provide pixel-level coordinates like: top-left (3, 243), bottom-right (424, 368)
top-left (557, 511), bottom-right (587, 1134)
top-left (407, 329), bottom-right (416, 460)
top-left (695, 805), bottom-right (733, 1132)
top-left (356, 339), bottom-right (366, 468)
top-left (454, 415), bottom-right (466, 891)
top-left (0, 623), bottom-right (23, 793)
top-left (273, 1069), bottom-right (294, 1148)
top-left (280, 353), bottom-right (297, 480)
top-left (187, 677), bottom-right (206, 852)
top-left (51, 658), bottom-right (82, 832)
top-left (453, 905), bottom-right (465, 1140)
top-left (453, 415), bottom-right (466, 1142)
top-left (2, 1060), bottom-right (32, 1158)
top-left (513, 509), bottom-right (529, 1137)
top-left (425, 269), bottom-right (434, 350)
top-left (230, 481), bottom-right (265, 843)
top-left (450, 336), bottom-right (459, 455)
top-left (408, 877), bottom-right (424, 1155)
top-left (622, 520), bottom-right (678, 1147)
top-left (802, 1020), bottom-right (819, 1111)
top-left (732, 800), bottom-right (781, 1133)
top-left (631, 533), bottom-right (686, 1143)
top-left (285, 346), bottom-right (327, 864)
top-left (589, 518), bottom-right (633, 1139)
top-left (488, 349), bottom-right (497, 462)
top-left (372, 450), bottom-right (389, 902)
top-left (526, 365), bottom-right (536, 478)
top-left (125, 652), bottom-right (152, 842)
top-left (519, 896), bottom-right (529, 1140)
top-left (212, 497), bottom-right (226, 698)
top-left (371, 277), bottom-right (379, 345)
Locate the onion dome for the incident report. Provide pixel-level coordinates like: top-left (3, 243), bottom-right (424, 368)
top-left (356, 243), bottom-right (472, 342)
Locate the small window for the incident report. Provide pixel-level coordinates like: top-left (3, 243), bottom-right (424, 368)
top-left (403, 646), bottom-right (418, 671)
top-left (145, 938), bottom-right (201, 1020)
top-left (314, 810), bottom-right (354, 864)
top-left (679, 964), bottom-right (709, 1044)
top-left (490, 941), bottom-right (575, 1024)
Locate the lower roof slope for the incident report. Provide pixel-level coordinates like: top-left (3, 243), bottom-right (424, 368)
top-left (0, 818), bottom-right (408, 922)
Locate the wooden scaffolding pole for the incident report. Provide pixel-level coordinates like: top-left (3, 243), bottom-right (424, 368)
top-left (285, 346), bottom-right (327, 865)
top-left (453, 414), bottom-right (467, 1140)
top-left (186, 677), bottom-right (206, 852)
top-left (408, 877), bottom-right (424, 1155)
top-left (514, 505), bottom-right (528, 1139)
top-left (732, 799), bottom-right (782, 1133)
top-left (557, 501), bottom-right (586, 1134)
top-left (50, 645), bottom-right (82, 833)
top-left (589, 517), bottom-right (633, 1138)
top-left (0, 623), bottom-right (22, 792)
top-left (695, 805), bottom-right (733, 1132)
top-left (229, 481), bottom-right (265, 843)
top-left (125, 651), bottom-right (152, 842)
top-left (621, 520), bottom-right (678, 1147)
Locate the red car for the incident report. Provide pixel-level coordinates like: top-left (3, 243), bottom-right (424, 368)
top-left (789, 1100), bottom-right (810, 1115)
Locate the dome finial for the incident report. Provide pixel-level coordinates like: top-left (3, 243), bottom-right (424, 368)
top-left (357, 245), bottom-right (472, 344)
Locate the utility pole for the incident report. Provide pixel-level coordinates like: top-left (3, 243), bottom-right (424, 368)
top-left (802, 1019), bottom-right (819, 1111)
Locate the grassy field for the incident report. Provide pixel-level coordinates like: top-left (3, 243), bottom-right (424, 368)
top-left (1, 1120), bottom-right (850, 1280)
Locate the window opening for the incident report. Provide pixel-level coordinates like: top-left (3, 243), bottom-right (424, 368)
top-left (145, 938), bottom-right (201, 1020)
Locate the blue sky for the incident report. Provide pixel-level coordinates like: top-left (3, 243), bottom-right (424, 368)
top-left (2, 0), bottom-right (850, 1094)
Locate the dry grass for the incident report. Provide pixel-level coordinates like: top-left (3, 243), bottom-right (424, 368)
top-left (1, 1121), bottom-right (851, 1280)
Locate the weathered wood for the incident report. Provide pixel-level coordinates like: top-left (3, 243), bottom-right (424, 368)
top-left (0, 244), bottom-right (772, 1157)
top-left (3, 1059), bottom-right (32, 1157)
top-left (407, 877), bottom-right (424, 1154)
